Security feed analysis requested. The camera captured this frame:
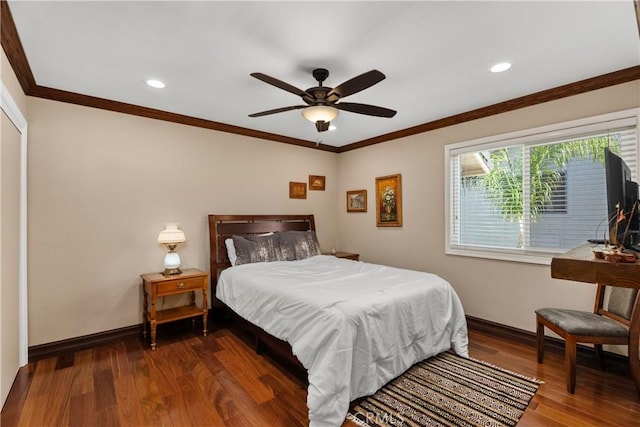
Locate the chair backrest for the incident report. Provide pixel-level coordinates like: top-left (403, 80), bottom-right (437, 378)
top-left (598, 285), bottom-right (640, 330)
top-left (607, 286), bottom-right (639, 321)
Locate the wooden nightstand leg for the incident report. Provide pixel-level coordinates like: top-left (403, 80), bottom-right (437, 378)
top-left (142, 290), bottom-right (148, 338)
top-left (203, 286), bottom-right (208, 337)
top-left (203, 310), bottom-right (208, 336)
top-left (143, 320), bottom-right (147, 339)
top-left (150, 321), bottom-right (157, 351)
top-left (150, 297), bottom-right (157, 350)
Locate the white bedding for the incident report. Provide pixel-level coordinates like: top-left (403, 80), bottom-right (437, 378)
top-left (216, 255), bottom-right (468, 427)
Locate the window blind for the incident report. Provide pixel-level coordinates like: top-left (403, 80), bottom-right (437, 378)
top-left (447, 112), bottom-right (638, 259)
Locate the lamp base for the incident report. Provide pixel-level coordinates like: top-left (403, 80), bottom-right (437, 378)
top-left (162, 250), bottom-right (182, 276)
top-left (162, 267), bottom-right (182, 276)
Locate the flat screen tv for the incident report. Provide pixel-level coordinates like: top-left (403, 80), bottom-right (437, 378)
top-left (604, 148), bottom-right (639, 250)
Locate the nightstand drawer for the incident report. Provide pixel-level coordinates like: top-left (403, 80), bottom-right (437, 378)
top-left (155, 276), bottom-right (204, 295)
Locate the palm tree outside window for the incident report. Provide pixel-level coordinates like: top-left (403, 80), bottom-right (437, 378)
top-left (446, 110), bottom-right (638, 262)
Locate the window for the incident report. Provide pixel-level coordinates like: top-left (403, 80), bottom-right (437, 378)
top-left (539, 171), bottom-right (567, 214)
top-left (445, 109), bottom-right (639, 264)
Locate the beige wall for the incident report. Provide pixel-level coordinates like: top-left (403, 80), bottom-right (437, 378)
top-left (336, 81), bottom-right (640, 334)
top-left (27, 98), bottom-right (339, 346)
top-left (18, 56), bottom-right (640, 349)
top-left (1, 48), bottom-right (27, 408)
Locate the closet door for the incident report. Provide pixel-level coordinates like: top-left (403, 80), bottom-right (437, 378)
top-left (1, 110), bottom-right (22, 407)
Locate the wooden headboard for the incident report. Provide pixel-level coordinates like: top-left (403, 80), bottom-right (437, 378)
top-left (207, 214), bottom-right (316, 300)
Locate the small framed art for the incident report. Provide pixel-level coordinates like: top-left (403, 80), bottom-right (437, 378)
top-left (309, 175), bottom-right (326, 191)
top-left (289, 181), bottom-right (307, 199)
top-left (346, 190), bottom-right (367, 212)
top-left (375, 174), bottom-right (402, 227)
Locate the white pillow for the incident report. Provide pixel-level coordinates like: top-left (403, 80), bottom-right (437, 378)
top-left (225, 238), bottom-right (237, 266)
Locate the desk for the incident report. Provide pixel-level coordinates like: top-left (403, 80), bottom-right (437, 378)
top-left (551, 244), bottom-right (640, 289)
top-left (551, 244), bottom-right (640, 393)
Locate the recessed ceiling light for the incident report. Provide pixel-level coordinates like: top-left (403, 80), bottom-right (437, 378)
top-left (490, 62), bottom-right (512, 73)
top-left (146, 79), bottom-right (165, 89)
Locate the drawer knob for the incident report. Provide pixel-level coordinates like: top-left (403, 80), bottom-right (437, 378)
top-left (177, 282), bottom-right (185, 289)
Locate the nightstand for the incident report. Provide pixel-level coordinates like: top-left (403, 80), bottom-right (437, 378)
top-left (141, 268), bottom-right (209, 350)
top-left (323, 251), bottom-right (360, 261)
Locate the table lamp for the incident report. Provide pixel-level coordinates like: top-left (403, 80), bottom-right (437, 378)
top-left (157, 223), bottom-right (186, 276)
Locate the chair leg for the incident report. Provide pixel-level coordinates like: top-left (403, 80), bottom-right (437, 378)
top-left (594, 344), bottom-right (605, 370)
top-left (628, 336), bottom-right (640, 394)
top-left (565, 336), bottom-right (577, 394)
top-left (536, 317), bottom-right (545, 363)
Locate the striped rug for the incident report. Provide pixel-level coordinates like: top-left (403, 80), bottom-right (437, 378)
top-left (346, 351), bottom-right (541, 427)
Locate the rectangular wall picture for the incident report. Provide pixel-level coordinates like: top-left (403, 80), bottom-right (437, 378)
top-left (375, 174), bottom-right (402, 227)
top-left (289, 181), bottom-right (307, 199)
top-left (346, 190), bottom-right (367, 212)
top-left (309, 175), bottom-right (326, 191)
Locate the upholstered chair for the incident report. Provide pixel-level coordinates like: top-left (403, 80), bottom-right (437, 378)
top-left (536, 283), bottom-right (640, 394)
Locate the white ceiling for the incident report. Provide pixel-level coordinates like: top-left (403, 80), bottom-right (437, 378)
top-left (7, 1), bottom-right (640, 147)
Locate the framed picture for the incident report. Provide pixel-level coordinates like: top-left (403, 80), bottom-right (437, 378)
top-left (375, 174), bottom-right (402, 227)
top-left (309, 175), bottom-right (326, 191)
top-left (289, 181), bottom-right (307, 199)
top-left (346, 190), bottom-right (367, 212)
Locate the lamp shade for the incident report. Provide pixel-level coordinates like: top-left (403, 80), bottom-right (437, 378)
top-left (157, 223), bottom-right (186, 245)
top-left (301, 105), bottom-right (339, 123)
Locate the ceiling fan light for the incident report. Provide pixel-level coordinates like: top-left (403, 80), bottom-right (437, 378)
top-left (301, 105), bottom-right (339, 123)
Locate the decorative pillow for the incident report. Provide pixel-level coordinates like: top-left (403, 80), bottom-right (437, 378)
top-left (277, 230), bottom-right (321, 261)
top-left (232, 233), bottom-right (283, 265)
top-left (224, 238), bottom-right (237, 266)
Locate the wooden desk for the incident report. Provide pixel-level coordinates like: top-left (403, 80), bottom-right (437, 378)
top-left (551, 244), bottom-right (640, 289)
top-left (551, 244), bottom-right (640, 394)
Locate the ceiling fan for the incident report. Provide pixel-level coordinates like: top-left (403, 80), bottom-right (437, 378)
top-left (249, 68), bottom-right (397, 132)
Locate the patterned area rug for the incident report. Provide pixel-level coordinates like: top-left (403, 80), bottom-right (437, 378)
top-left (346, 351), bottom-right (542, 427)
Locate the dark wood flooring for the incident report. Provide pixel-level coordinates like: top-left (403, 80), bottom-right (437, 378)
top-left (2, 320), bottom-right (639, 426)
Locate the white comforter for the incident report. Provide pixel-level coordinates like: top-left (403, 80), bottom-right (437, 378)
top-left (216, 255), bottom-right (468, 427)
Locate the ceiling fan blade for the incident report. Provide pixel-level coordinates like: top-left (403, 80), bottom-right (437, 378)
top-left (249, 105), bottom-right (306, 117)
top-left (251, 72), bottom-right (313, 101)
top-left (335, 102), bottom-right (397, 118)
top-left (327, 70), bottom-right (386, 99)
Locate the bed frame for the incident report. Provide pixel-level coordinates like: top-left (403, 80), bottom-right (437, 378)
top-left (207, 214), bottom-right (316, 375)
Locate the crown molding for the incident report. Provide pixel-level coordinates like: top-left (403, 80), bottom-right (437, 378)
top-left (2, 0), bottom-right (639, 154)
top-left (635, 0), bottom-right (640, 39)
top-left (1, 0), bottom-right (36, 92)
top-left (338, 65), bottom-right (640, 152)
top-left (0, 1), bottom-right (337, 153)
top-left (27, 84), bottom-right (338, 152)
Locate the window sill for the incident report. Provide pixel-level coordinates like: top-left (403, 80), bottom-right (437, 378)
top-left (445, 246), bottom-right (559, 265)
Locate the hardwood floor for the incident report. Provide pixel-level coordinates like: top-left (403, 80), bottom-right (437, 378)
top-left (2, 320), bottom-right (639, 426)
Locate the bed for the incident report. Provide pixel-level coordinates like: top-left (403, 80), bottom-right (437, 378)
top-left (208, 214), bottom-right (468, 427)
